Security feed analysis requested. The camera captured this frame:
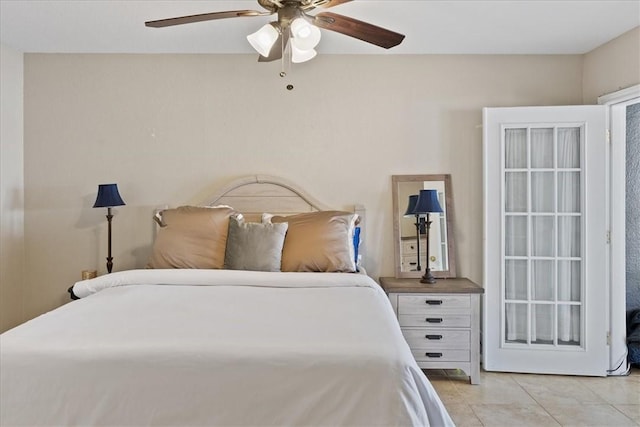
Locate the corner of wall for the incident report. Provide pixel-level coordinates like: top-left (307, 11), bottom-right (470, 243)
top-left (0, 42), bottom-right (26, 332)
top-left (582, 26), bottom-right (640, 104)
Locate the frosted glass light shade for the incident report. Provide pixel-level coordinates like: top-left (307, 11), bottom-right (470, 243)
top-left (291, 45), bottom-right (317, 63)
top-left (290, 18), bottom-right (321, 50)
top-left (247, 24), bottom-right (279, 57)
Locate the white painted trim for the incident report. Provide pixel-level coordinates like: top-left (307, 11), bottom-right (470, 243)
top-left (598, 85), bottom-right (640, 106)
top-left (598, 84), bottom-right (640, 375)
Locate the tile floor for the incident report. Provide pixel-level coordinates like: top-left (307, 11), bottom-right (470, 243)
top-left (425, 366), bottom-right (640, 426)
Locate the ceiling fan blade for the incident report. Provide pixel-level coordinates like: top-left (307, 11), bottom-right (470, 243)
top-left (145, 10), bottom-right (272, 28)
top-left (258, 29), bottom-right (291, 62)
top-left (300, 0), bottom-right (351, 12)
top-left (317, 0), bottom-right (353, 8)
top-left (313, 12), bottom-right (405, 49)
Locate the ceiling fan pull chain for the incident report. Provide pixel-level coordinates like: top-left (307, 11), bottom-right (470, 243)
top-left (279, 29), bottom-right (287, 78)
top-left (285, 33), bottom-right (292, 75)
top-left (280, 28), bottom-right (294, 90)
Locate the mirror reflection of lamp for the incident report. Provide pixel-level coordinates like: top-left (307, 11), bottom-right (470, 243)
top-left (404, 194), bottom-right (422, 272)
top-left (93, 184), bottom-right (126, 274)
top-left (413, 189), bottom-right (444, 284)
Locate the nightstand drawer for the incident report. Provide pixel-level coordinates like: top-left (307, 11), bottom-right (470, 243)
top-left (399, 314), bottom-right (471, 328)
top-left (411, 349), bottom-right (470, 362)
top-left (398, 295), bottom-right (470, 314)
top-left (402, 329), bottom-right (470, 349)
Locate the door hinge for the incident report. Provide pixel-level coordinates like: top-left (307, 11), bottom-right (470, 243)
top-left (606, 129), bottom-right (611, 145)
top-left (607, 331), bottom-right (611, 346)
top-left (606, 230), bottom-right (611, 244)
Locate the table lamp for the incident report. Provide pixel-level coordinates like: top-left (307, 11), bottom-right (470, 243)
top-left (93, 183), bottom-right (125, 273)
top-left (413, 189), bottom-right (443, 284)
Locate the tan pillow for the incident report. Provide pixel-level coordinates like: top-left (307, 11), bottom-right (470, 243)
top-left (264, 211), bottom-right (359, 273)
top-left (147, 205), bottom-right (235, 269)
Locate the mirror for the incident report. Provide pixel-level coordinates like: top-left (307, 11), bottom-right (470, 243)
top-left (392, 174), bottom-right (457, 279)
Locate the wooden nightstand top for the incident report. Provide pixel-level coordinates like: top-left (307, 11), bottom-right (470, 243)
top-left (379, 277), bottom-right (484, 294)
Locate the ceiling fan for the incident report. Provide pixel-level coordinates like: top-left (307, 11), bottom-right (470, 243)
top-left (145, 0), bottom-right (405, 63)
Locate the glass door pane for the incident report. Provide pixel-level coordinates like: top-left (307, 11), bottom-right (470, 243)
top-left (505, 260), bottom-right (528, 300)
top-left (531, 128), bottom-right (554, 168)
top-left (505, 172), bottom-right (527, 212)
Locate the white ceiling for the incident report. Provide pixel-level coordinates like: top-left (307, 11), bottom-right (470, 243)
top-left (1, 0), bottom-right (639, 55)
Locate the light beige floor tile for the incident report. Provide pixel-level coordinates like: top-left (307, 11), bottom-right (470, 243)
top-left (434, 370), bottom-right (640, 427)
top-left (452, 372), bottom-right (537, 405)
top-left (511, 373), bottom-right (606, 405)
top-left (577, 376), bottom-right (640, 404)
top-left (444, 403), bottom-right (482, 426)
top-left (471, 403), bottom-right (560, 426)
top-left (543, 404), bottom-right (637, 426)
top-left (428, 377), bottom-right (465, 405)
top-left (615, 404), bottom-right (640, 423)
top-left (627, 376), bottom-right (640, 384)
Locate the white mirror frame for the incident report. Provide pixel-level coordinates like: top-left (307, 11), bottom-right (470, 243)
top-left (392, 174), bottom-right (457, 279)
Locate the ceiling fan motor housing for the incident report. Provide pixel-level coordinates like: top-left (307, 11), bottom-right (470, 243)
top-left (277, 4), bottom-right (311, 31)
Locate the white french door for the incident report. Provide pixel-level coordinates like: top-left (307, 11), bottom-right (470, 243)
top-left (483, 106), bottom-right (609, 376)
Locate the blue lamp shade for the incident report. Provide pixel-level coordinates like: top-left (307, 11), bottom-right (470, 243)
top-left (93, 184), bottom-right (126, 208)
top-left (414, 189), bottom-right (443, 214)
top-left (403, 194), bottom-right (419, 217)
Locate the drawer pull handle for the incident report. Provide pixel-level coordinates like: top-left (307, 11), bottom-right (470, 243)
top-left (425, 334), bottom-right (443, 340)
top-left (425, 300), bottom-right (443, 305)
top-left (425, 352), bottom-right (443, 358)
top-left (425, 318), bottom-right (443, 323)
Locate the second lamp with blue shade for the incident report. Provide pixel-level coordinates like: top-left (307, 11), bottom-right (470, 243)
top-left (410, 189), bottom-right (443, 284)
top-left (93, 184), bottom-right (125, 274)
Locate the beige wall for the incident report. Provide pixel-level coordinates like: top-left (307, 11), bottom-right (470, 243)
top-left (21, 53), bottom-right (585, 320)
top-left (583, 26), bottom-right (640, 104)
top-left (0, 43), bottom-right (25, 332)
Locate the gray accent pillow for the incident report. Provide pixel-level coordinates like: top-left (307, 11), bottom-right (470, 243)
top-left (224, 216), bottom-right (288, 272)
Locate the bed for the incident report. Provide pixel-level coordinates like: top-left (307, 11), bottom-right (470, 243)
top-left (0, 175), bottom-right (453, 426)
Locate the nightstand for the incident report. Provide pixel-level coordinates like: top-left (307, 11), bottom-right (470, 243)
top-left (379, 277), bottom-right (484, 384)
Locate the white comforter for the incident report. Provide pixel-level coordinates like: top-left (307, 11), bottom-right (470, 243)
top-left (1, 270), bottom-right (453, 426)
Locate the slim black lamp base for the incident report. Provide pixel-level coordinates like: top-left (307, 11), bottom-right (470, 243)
top-left (106, 208), bottom-right (114, 274)
top-left (420, 213), bottom-right (436, 284)
top-left (420, 268), bottom-right (437, 284)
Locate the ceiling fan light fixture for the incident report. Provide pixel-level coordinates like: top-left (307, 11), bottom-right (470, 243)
top-left (146, 1), bottom-right (406, 67)
top-left (291, 45), bottom-right (317, 63)
top-left (247, 23), bottom-right (280, 57)
top-left (290, 18), bottom-right (321, 51)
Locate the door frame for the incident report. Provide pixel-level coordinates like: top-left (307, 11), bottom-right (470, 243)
top-left (598, 84), bottom-right (640, 375)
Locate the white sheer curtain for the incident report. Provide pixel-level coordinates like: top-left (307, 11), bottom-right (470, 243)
top-left (505, 129), bottom-right (527, 342)
top-left (504, 127), bottom-right (581, 345)
top-left (557, 127), bottom-right (581, 344)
